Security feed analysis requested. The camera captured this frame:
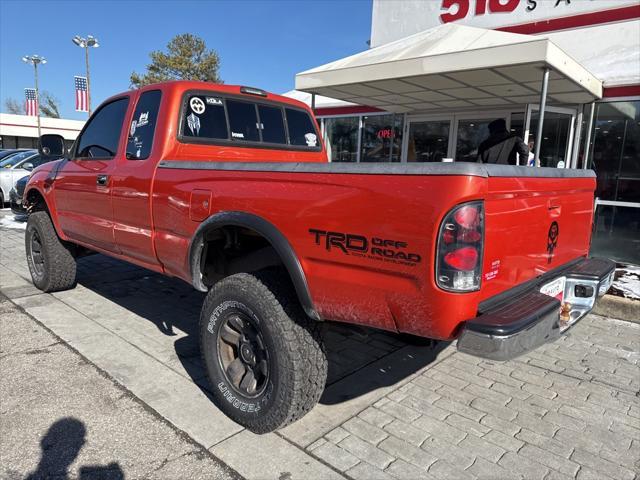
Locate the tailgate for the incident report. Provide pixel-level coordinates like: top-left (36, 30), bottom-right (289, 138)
top-left (479, 173), bottom-right (596, 302)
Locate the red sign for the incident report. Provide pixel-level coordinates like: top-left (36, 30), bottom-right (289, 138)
top-left (440, 0), bottom-right (519, 23)
top-left (377, 129), bottom-right (395, 139)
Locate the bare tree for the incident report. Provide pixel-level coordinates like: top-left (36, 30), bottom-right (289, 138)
top-left (39, 91), bottom-right (61, 118)
top-left (4, 98), bottom-right (24, 115)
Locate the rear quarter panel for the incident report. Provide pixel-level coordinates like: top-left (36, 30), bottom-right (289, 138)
top-left (152, 168), bottom-right (487, 339)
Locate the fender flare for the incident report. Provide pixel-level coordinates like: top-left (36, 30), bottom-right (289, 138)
top-left (23, 184), bottom-right (68, 242)
top-left (188, 211), bottom-right (321, 321)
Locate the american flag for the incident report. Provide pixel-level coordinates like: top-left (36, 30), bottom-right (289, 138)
top-left (24, 88), bottom-right (38, 116)
top-left (75, 76), bottom-right (88, 112)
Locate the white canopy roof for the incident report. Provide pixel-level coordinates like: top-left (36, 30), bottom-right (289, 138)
top-left (296, 24), bottom-right (603, 114)
top-left (281, 90), bottom-right (355, 109)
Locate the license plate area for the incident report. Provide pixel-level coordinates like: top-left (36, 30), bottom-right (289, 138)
top-left (540, 276), bottom-right (565, 302)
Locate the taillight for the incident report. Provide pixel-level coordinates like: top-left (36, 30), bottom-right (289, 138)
top-left (436, 201), bottom-right (484, 292)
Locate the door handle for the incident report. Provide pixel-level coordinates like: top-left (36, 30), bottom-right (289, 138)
top-left (97, 175), bottom-right (109, 186)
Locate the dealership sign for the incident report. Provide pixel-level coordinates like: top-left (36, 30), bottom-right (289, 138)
top-left (436, 0), bottom-right (638, 30)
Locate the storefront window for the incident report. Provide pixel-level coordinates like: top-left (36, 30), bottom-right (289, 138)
top-left (592, 205), bottom-right (640, 264)
top-left (510, 112), bottom-right (525, 140)
top-left (406, 120), bottom-right (449, 162)
top-left (324, 116), bottom-right (359, 162)
top-left (589, 100), bottom-right (640, 265)
top-left (456, 119), bottom-right (495, 162)
top-left (528, 112), bottom-right (571, 168)
top-left (360, 114), bottom-right (403, 162)
top-left (590, 101), bottom-right (640, 204)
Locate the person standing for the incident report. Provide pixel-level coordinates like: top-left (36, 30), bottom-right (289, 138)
top-left (477, 119), bottom-right (529, 165)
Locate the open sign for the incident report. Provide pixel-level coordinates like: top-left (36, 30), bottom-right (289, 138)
top-left (376, 129), bottom-right (395, 139)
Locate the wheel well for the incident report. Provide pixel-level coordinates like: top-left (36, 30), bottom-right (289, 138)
top-left (199, 225), bottom-right (283, 287)
top-left (25, 189), bottom-right (48, 213)
top-left (190, 212), bottom-right (320, 321)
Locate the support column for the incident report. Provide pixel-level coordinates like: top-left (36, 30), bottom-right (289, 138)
top-left (582, 101), bottom-right (596, 169)
top-left (534, 67), bottom-right (550, 167)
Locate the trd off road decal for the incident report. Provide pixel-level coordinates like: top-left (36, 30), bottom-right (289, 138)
top-left (547, 221), bottom-right (559, 264)
top-left (309, 229), bottom-right (421, 266)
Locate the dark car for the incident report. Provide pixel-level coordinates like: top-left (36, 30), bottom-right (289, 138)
top-left (10, 174), bottom-right (30, 215)
top-left (0, 149), bottom-right (30, 161)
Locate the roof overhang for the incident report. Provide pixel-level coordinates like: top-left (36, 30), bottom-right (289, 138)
top-left (295, 24), bottom-right (603, 114)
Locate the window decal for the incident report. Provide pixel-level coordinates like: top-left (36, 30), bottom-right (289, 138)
top-left (137, 111), bottom-right (149, 128)
top-left (190, 97), bottom-right (206, 114)
top-left (304, 133), bottom-right (317, 147)
top-left (187, 113), bottom-right (201, 136)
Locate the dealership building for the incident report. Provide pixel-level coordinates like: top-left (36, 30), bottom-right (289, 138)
top-left (289, 0), bottom-right (640, 264)
top-left (0, 113), bottom-right (83, 150)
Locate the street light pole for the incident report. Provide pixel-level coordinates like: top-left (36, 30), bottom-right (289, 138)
top-left (22, 55), bottom-right (47, 138)
top-left (72, 35), bottom-right (99, 115)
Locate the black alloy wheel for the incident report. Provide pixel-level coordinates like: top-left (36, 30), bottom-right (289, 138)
top-left (217, 311), bottom-right (270, 398)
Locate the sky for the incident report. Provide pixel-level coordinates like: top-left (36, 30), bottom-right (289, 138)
top-left (0, 0), bottom-right (373, 120)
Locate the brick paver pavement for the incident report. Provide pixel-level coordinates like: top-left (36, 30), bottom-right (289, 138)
top-left (1, 210), bottom-right (639, 480)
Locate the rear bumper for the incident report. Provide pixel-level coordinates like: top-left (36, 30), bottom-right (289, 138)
top-left (457, 257), bottom-right (615, 361)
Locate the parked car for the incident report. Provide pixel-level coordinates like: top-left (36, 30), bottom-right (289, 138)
top-left (0, 150), bottom-right (38, 206)
top-left (0, 148), bottom-right (30, 161)
top-left (9, 174), bottom-right (29, 215)
top-left (22, 81), bottom-right (614, 433)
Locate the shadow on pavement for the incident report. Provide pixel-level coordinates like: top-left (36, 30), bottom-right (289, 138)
top-left (75, 254), bottom-right (448, 406)
top-left (25, 417), bottom-right (123, 480)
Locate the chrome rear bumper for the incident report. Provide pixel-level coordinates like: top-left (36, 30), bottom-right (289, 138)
top-left (457, 257), bottom-right (615, 361)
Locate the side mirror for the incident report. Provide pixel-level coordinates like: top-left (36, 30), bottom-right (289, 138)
top-left (22, 162), bottom-right (34, 171)
top-left (38, 134), bottom-right (66, 159)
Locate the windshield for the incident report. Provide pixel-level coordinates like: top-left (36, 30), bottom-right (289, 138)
top-left (0, 150), bottom-right (36, 168)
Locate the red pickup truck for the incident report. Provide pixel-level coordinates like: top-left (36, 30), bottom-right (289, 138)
top-left (23, 81), bottom-right (614, 433)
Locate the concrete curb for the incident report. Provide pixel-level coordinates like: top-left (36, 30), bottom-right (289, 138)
top-left (593, 294), bottom-right (639, 324)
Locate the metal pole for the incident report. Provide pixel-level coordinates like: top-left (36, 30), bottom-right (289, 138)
top-left (85, 45), bottom-right (92, 116)
top-left (582, 101), bottom-right (596, 169)
top-left (34, 62), bottom-right (41, 138)
top-left (534, 68), bottom-right (550, 167)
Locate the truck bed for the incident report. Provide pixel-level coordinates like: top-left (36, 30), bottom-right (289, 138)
top-left (150, 161), bottom-right (596, 340)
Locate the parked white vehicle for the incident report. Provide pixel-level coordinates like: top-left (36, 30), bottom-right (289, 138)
top-left (0, 150), bottom-right (40, 206)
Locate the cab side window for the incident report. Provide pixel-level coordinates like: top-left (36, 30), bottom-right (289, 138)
top-left (127, 90), bottom-right (162, 160)
top-left (75, 97), bottom-right (129, 159)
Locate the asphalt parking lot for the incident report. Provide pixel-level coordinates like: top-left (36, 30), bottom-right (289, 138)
top-left (1, 208), bottom-right (639, 480)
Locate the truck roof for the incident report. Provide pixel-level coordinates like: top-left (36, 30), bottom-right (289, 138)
top-left (106, 80), bottom-right (311, 111)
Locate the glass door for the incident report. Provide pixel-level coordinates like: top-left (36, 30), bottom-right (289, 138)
top-left (454, 115), bottom-right (509, 163)
top-left (526, 106), bottom-right (577, 168)
top-left (403, 116), bottom-right (452, 162)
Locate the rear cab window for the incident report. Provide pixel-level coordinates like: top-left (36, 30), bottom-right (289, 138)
top-left (178, 91), bottom-right (320, 151)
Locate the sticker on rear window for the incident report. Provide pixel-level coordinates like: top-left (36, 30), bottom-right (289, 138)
top-left (304, 133), bottom-right (317, 147)
top-left (190, 97), bottom-right (205, 114)
top-left (232, 132), bottom-right (245, 139)
top-left (206, 97), bottom-right (223, 106)
top-left (187, 113), bottom-right (201, 136)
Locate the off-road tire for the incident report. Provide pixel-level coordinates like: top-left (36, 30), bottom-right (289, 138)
top-left (200, 271), bottom-right (327, 433)
top-left (25, 211), bottom-right (77, 292)
top-left (0, 190), bottom-right (4, 207)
